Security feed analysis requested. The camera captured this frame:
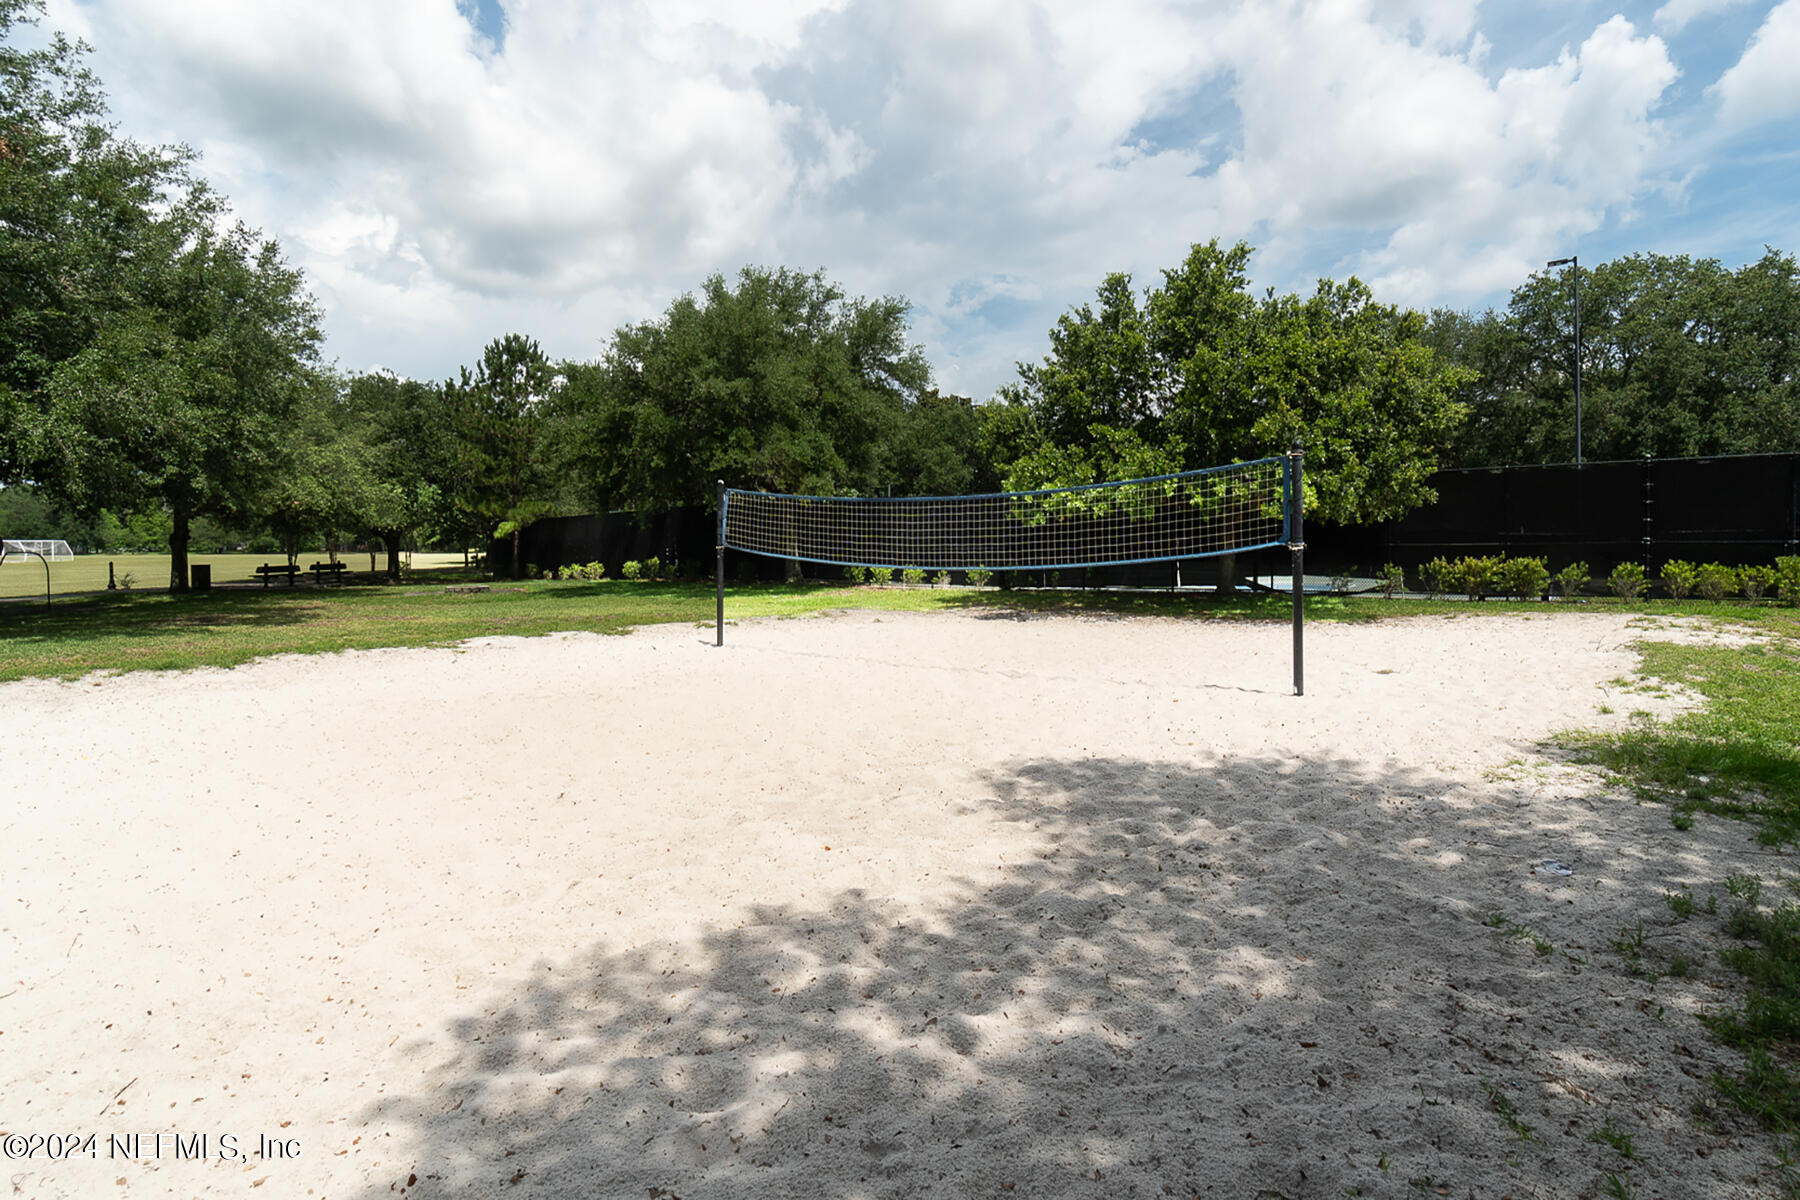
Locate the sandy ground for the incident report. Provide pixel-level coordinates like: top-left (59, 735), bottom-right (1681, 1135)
top-left (1, 608), bottom-right (1793, 1199)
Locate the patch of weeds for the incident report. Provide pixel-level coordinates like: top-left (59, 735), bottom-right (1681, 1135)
top-left (1665, 888), bottom-right (1701, 919)
top-left (1589, 1114), bottom-right (1637, 1158)
top-left (1480, 1076), bottom-right (1536, 1142)
top-left (1485, 912), bottom-right (1555, 957)
top-left (1728, 872), bottom-right (1765, 908)
top-left (1667, 950), bottom-right (1696, 978)
top-left (1601, 1171), bottom-right (1637, 1199)
top-left (1610, 922), bottom-right (1648, 975)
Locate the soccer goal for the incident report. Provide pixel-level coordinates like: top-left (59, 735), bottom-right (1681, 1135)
top-left (715, 444), bottom-right (1308, 695)
top-left (1, 539), bottom-right (74, 561)
top-left (1, 539), bottom-right (75, 608)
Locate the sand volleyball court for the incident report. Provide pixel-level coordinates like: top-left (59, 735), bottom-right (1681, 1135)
top-left (1, 609), bottom-right (1788, 1197)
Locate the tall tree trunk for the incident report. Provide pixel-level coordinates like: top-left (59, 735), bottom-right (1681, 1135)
top-left (511, 527), bottom-right (523, 579)
top-left (383, 533), bottom-right (404, 582)
top-left (169, 503), bottom-right (191, 592)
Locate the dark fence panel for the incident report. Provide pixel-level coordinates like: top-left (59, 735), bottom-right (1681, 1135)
top-left (1309, 452), bottom-right (1800, 575)
top-left (501, 453), bottom-right (1797, 586)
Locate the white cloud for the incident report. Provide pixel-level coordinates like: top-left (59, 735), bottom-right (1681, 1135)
top-left (1711, 0), bottom-right (1800, 128)
top-left (1653, 0), bottom-right (1752, 33)
top-left (59, 0), bottom-right (1690, 397)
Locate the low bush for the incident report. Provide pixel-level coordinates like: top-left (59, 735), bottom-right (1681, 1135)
top-left (1661, 559), bottom-right (1699, 600)
top-left (870, 566), bottom-right (893, 585)
top-left (1695, 562), bottom-right (1739, 602)
top-left (1497, 556), bottom-right (1549, 600)
top-left (930, 570), bottom-right (951, 587)
top-left (1778, 557), bottom-right (1800, 607)
top-left (1552, 561), bottom-right (1590, 599)
top-left (842, 565), bottom-right (868, 585)
top-left (1742, 565), bottom-right (1776, 601)
top-left (1421, 556), bottom-right (1453, 600)
top-left (1609, 562), bottom-right (1649, 600)
top-left (621, 559), bottom-right (643, 581)
top-left (644, 555), bottom-right (662, 581)
top-left (901, 566), bottom-right (927, 586)
top-left (1377, 563), bottom-right (1405, 598)
top-left (966, 568), bottom-right (994, 588)
top-left (1451, 555), bottom-right (1502, 601)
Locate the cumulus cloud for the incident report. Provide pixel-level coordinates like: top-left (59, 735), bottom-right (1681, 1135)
top-left (63, 0), bottom-right (1688, 396)
top-left (1653, 0), bottom-right (1754, 33)
top-left (1710, 0), bottom-right (1800, 128)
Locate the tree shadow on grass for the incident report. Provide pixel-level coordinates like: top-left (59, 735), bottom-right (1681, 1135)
top-left (354, 754), bottom-right (1768, 1199)
top-left (0, 589), bottom-right (324, 647)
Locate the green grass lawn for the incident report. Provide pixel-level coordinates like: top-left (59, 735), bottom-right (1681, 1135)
top-left (3, 573), bottom-right (1794, 685)
top-left (0, 550), bottom-right (470, 599)
top-left (1558, 604), bottom-right (1800, 1143)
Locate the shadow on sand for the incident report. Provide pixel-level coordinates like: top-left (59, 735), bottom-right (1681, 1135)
top-left (354, 753), bottom-right (1769, 1198)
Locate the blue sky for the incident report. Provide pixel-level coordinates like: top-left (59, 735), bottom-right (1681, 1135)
top-left (37, 0), bottom-right (1800, 399)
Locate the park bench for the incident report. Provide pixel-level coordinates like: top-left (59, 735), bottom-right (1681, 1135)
top-left (309, 561), bottom-right (348, 586)
top-left (254, 563), bottom-right (299, 587)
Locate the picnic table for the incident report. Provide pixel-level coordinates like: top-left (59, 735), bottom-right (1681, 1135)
top-left (310, 561), bottom-right (348, 586)
top-left (253, 563), bottom-right (300, 587)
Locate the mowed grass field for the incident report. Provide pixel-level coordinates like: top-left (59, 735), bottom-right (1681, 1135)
top-left (0, 577), bottom-right (1347, 682)
top-left (0, 550), bottom-right (468, 599)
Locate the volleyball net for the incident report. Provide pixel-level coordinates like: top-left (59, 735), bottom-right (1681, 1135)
top-left (714, 447), bottom-right (1308, 694)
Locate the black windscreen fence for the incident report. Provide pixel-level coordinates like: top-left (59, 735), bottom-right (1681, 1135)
top-left (1310, 452), bottom-right (1800, 575)
top-left (499, 453), bottom-right (1798, 584)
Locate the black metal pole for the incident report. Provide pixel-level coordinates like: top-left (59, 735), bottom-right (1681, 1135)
top-left (715, 479), bottom-right (726, 647)
top-left (1572, 257), bottom-right (1582, 466)
top-left (1290, 441), bottom-right (1305, 697)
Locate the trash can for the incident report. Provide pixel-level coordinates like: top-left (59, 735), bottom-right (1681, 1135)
top-left (190, 563), bottom-right (211, 591)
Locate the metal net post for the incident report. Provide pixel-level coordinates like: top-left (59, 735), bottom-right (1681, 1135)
top-left (715, 480), bottom-right (726, 647)
top-left (1289, 441), bottom-right (1305, 697)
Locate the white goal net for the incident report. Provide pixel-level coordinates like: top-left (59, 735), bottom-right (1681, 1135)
top-left (1, 540), bottom-right (75, 561)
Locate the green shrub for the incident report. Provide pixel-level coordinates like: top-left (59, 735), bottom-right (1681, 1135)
top-left (1694, 562), bottom-right (1739, 602)
top-left (870, 566), bottom-right (893, 585)
top-left (1778, 557), bottom-right (1800, 607)
top-left (1552, 561), bottom-right (1590, 599)
top-left (842, 564), bottom-right (868, 585)
top-left (901, 566), bottom-right (927, 586)
top-left (966, 568), bottom-right (994, 588)
top-left (1497, 556), bottom-right (1549, 600)
top-left (1421, 556), bottom-right (1454, 600)
top-left (930, 570), bottom-right (951, 587)
top-left (1660, 559), bottom-right (1699, 600)
top-left (621, 559), bottom-right (643, 581)
top-left (1449, 555), bottom-right (1501, 600)
top-left (1742, 565), bottom-right (1776, 601)
top-left (1609, 562), bottom-right (1648, 599)
top-left (1377, 563), bottom-right (1405, 598)
top-left (644, 555), bottom-right (662, 581)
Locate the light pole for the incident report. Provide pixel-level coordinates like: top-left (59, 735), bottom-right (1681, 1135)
top-left (1547, 255), bottom-right (1582, 465)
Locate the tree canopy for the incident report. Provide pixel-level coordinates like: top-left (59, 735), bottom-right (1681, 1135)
top-left (2, 0), bottom-right (325, 587)
top-left (565, 266), bottom-right (933, 512)
top-left (1431, 249), bottom-right (1800, 466)
top-left (1003, 240), bottom-right (1472, 525)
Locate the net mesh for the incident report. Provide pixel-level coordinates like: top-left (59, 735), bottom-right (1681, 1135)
top-left (1, 539), bottom-right (74, 561)
top-left (723, 457), bottom-right (1289, 571)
